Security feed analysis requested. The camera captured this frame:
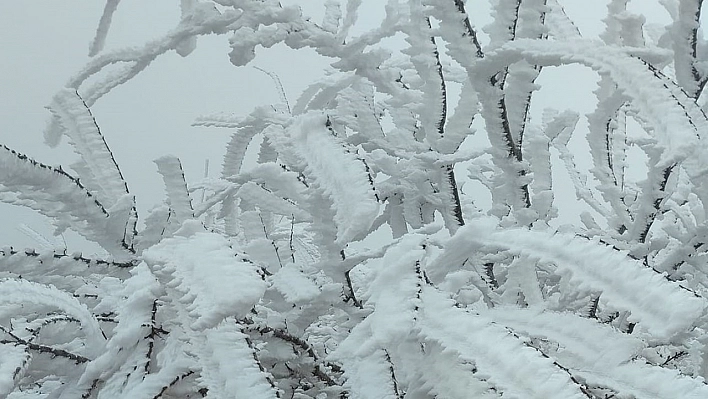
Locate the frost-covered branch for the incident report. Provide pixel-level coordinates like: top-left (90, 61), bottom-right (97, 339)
top-left (669, 0), bottom-right (706, 98)
top-left (0, 325), bottom-right (90, 364)
top-left (89, 0), bottom-right (122, 56)
top-left (6, 1), bottom-right (708, 397)
top-left (0, 144), bottom-right (134, 259)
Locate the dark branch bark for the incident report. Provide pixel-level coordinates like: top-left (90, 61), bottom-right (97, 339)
top-left (152, 371), bottom-right (196, 399)
top-left (0, 338), bottom-right (89, 364)
top-left (0, 247), bottom-right (136, 268)
top-left (638, 164), bottom-right (675, 244)
top-left (384, 350), bottom-right (404, 399)
top-left (344, 269), bottom-right (363, 308)
top-left (452, 0), bottom-right (484, 58)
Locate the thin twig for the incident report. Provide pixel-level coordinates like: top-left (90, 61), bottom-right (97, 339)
top-left (0, 325), bottom-right (90, 364)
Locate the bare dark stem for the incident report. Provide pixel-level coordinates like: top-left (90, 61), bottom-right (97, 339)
top-left (152, 371), bottom-right (196, 399)
top-left (0, 325), bottom-right (90, 364)
top-left (344, 269), bottom-right (363, 308)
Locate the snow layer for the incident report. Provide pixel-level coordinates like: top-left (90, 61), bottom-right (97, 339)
top-left (198, 321), bottom-right (280, 399)
top-left (477, 307), bottom-right (708, 397)
top-left (0, 279), bottom-right (105, 357)
top-left (340, 349), bottom-right (400, 399)
top-left (434, 219), bottom-right (707, 340)
top-left (0, 145), bottom-right (132, 260)
top-left (281, 112), bottom-right (380, 245)
top-left (420, 288), bottom-right (590, 399)
top-left (0, 344), bottom-right (26, 396)
top-left (47, 88), bottom-right (129, 209)
top-left (83, 263), bottom-right (161, 396)
top-left (485, 307), bottom-right (644, 369)
top-left (154, 155), bottom-right (194, 223)
top-left (89, 0), bottom-right (121, 56)
top-left (143, 221), bottom-right (267, 329)
top-left (271, 262), bottom-right (321, 303)
top-left (237, 181), bottom-right (311, 221)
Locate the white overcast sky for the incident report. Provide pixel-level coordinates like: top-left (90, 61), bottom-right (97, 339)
top-left (0, 1), bottom-right (676, 253)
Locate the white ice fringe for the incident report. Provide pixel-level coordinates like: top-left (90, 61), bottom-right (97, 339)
top-left (284, 112), bottom-right (379, 245)
top-left (419, 288), bottom-right (591, 399)
top-left (143, 222), bottom-right (267, 330)
top-left (47, 88), bottom-right (129, 209)
top-left (155, 155), bottom-right (194, 224)
top-left (198, 321), bottom-right (280, 399)
top-left (0, 279), bottom-right (105, 357)
top-left (0, 145), bottom-right (132, 259)
top-left (434, 219), bottom-right (707, 340)
top-left (0, 344), bottom-right (28, 396)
